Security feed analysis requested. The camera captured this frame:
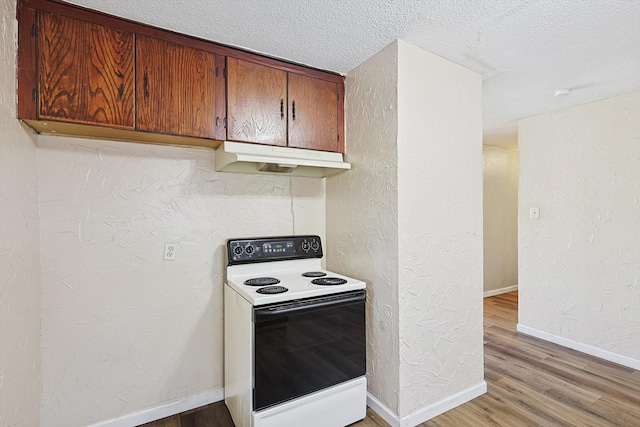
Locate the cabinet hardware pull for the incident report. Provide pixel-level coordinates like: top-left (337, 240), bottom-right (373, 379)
top-left (119, 83), bottom-right (125, 101)
top-left (144, 72), bottom-right (149, 98)
top-left (216, 116), bottom-right (220, 127)
top-left (292, 100), bottom-right (296, 121)
top-left (280, 99), bottom-right (284, 119)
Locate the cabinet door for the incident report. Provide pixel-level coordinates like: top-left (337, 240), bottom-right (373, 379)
top-left (136, 35), bottom-right (217, 138)
top-left (226, 58), bottom-right (287, 146)
top-left (38, 11), bottom-right (134, 128)
top-left (287, 73), bottom-right (339, 152)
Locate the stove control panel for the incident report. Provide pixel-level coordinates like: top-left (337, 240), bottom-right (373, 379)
top-left (227, 235), bottom-right (323, 265)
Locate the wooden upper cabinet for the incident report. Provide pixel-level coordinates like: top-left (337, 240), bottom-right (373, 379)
top-left (38, 11), bottom-right (134, 128)
top-left (136, 35), bottom-right (218, 139)
top-left (19, 1), bottom-right (344, 152)
top-left (226, 58), bottom-right (287, 146)
top-left (288, 73), bottom-right (339, 152)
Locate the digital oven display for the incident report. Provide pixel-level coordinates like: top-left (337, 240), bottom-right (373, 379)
top-left (263, 241), bottom-right (295, 255)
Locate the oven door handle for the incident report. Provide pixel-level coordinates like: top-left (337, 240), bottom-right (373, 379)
top-left (254, 291), bottom-right (365, 321)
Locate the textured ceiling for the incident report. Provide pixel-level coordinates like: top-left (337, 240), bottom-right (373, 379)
top-left (65, 0), bottom-right (640, 147)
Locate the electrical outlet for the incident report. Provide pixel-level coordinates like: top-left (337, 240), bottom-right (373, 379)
top-left (163, 243), bottom-right (177, 260)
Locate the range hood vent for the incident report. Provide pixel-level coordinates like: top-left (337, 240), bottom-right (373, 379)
top-left (215, 141), bottom-right (351, 178)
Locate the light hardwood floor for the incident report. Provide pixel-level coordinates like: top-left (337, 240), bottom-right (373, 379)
top-left (142, 292), bottom-right (640, 426)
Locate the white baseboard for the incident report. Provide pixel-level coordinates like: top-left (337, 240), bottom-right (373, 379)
top-left (483, 285), bottom-right (518, 298)
top-left (86, 388), bottom-right (224, 427)
top-left (366, 393), bottom-right (399, 427)
top-left (517, 324), bottom-right (640, 371)
top-left (367, 381), bottom-right (487, 427)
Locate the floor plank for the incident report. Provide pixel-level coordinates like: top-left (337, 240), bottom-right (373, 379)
top-left (180, 402), bottom-right (234, 427)
top-left (139, 415), bottom-right (181, 427)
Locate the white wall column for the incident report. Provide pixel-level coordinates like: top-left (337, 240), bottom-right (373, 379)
top-left (327, 40), bottom-right (484, 426)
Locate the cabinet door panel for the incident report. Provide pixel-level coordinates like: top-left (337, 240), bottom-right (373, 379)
top-left (87, 23), bottom-right (134, 127)
top-left (38, 12), bottom-right (86, 122)
top-left (288, 73), bottom-right (339, 152)
top-left (227, 58), bottom-right (287, 146)
top-left (136, 35), bottom-right (217, 138)
top-left (38, 11), bottom-right (134, 128)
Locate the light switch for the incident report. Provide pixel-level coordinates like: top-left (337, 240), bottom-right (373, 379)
top-left (529, 207), bottom-right (540, 219)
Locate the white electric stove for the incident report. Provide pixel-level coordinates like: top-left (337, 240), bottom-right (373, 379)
top-left (224, 235), bottom-right (367, 427)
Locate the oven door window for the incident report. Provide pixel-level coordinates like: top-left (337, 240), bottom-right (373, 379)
top-left (253, 292), bottom-right (366, 411)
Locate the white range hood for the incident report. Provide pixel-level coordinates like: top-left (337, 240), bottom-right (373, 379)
top-left (215, 141), bottom-right (351, 178)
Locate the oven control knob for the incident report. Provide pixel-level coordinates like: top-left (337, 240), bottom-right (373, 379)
top-left (311, 240), bottom-right (320, 251)
top-left (301, 240), bottom-right (310, 252)
top-left (233, 246), bottom-right (243, 255)
top-left (245, 245), bottom-right (254, 255)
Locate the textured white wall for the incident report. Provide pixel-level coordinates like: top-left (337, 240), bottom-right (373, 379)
top-left (519, 91), bottom-right (640, 363)
top-left (396, 40), bottom-right (484, 417)
top-left (0, 1), bottom-right (42, 425)
top-left (328, 40), bottom-right (484, 422)
top-left (326, 41), bottom-right (400, 414)
top-left (37, 136), bottom-right (325, 427)
top-left (483, 145), bottom-right (518, 293)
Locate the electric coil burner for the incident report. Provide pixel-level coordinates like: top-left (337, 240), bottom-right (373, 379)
top-left (224, 235), bottom-right (367, 427)
top-left (302, 271), bottom-right (327, 277)
top-left (256, 285), bottom-right (288, 294)
top-left (311, 277), bottom-right (348, 286)
top-left (244, 277), bottom-right (280, 286)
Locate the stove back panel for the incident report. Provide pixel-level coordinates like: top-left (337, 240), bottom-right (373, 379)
top-left (227, 235), bottom-right (323, 265)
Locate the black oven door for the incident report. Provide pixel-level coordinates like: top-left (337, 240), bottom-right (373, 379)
top-left (253, 290), bottom-right (366, 411)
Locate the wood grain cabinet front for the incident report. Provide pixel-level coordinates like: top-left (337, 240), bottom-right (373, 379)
top-left (226, 58), bottom-right (343, 153)
top-left (226, 57), bottom-right (287, 146)
top-left (288, 72), bottom-right (340, 152)
top-left (136, 35), bottom-right (219, 139)
top-left (38, 11), bottom-right (134, 128)
top-left (18, 0), bottom-right (343, 152)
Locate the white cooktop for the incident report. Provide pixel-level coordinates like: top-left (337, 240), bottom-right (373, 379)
top-left (226, 258), bottom-right (365, 306)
